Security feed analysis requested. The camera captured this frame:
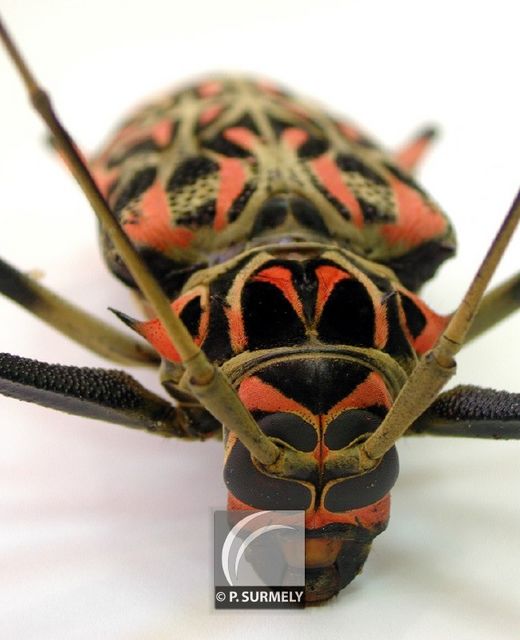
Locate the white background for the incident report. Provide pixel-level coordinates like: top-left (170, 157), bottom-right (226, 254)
top-left (0, 1), bottom-right (519, 638)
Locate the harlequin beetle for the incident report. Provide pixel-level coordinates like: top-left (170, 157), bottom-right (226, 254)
top-left (0, 17), bottom-right (519, 604)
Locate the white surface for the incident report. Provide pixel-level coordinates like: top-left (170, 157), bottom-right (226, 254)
top-left (0, 1), bottom-right (519, 639)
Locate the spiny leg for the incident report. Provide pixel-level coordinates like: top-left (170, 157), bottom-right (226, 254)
top-left (0, 352), bottom-right (220, 438)
top-left (0, 256), bottom-right (159, 366)
top-left (407, 385), bottom-right (520, 439)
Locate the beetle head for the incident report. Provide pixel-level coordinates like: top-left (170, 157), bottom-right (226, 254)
top-left (223, 354), bottom-right (399, 601)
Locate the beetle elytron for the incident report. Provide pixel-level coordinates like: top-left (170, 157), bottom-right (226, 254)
top-left (0, 17), bottom-right (519, 604)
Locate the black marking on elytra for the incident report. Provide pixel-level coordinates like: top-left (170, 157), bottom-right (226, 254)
top-left (268, 115), bottom-right (293, 136)
top-left (233, 113), bottom-right (261, 134)
top-left (400, 293), bottom-right (426, 339)
top-left (258, 413), bottom-right (317, 452)
top-left (257, 359), bottom-right (369, 415)
top-left (297, 137), bottom-right (329, 159)
top-left (324, 446), bottom-right (399, 511)
top-left (336, 154), bottom-right (386, 185)
top-left (325, 409), bottom-right (382, 450)
top-left (203, 133), bottom-right (252, 158)
top-left (101, 232), bottom-right (201, 298)
top-left (242, 280), bottom-right (306, 350)
top-left (176, 200), bottom-right (216, 228)
top-left (318, 278), bottom-right (375, 348)
top-left (291, 197), bottom-right (331, 235)
top-left (158, 263), bottom-right (207, 299)
top-left (106, 139), bottom-right (161, 169)
top-left (224, 440), bottom-right (313, 510)
top-left (358, 198), bottom-right (394, 223)
top-left (113, 166), bottom-right (157, 214)
top-left (308, 173), bottom-right (352, 221)
top-left (228, 183), bottom-right (256, 223)
top-left (167, 156), bottom-right (219, 191)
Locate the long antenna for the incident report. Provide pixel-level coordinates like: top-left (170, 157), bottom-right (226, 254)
top-left (0, 16), bottom-right (281, 467)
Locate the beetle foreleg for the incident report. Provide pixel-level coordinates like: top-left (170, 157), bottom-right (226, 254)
top-left (0, 352), bottom-right (219, 438)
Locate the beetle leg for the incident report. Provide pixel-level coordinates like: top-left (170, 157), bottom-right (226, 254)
top-left (0, 352), bottom-right (220, 438)
top-left (0, 256), bottom-right (160, 367)
top-left (406, 385), bottom-right (520, 439)
top-left (393, 126), bottom-right (437, 173)
top-left (465, 272), bottom-right (520, 343)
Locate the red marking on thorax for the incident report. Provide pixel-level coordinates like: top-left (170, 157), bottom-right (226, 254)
top-left (252, 266), bottom-right (304, 321)
top-left (123, 180), bottom-right (193, 252)
top-left (238, 376), bottom-right (317, 426)
top-left (310, 156), bottom-right (364, 228)
top-left (314, 264), bottom-right (350, 320)
top-left (398, 288), bottom-right (449, 354)
top-left (325, 372), bottom-right (393, 424)
top-left (135, 289), bottom-right (207, 362)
